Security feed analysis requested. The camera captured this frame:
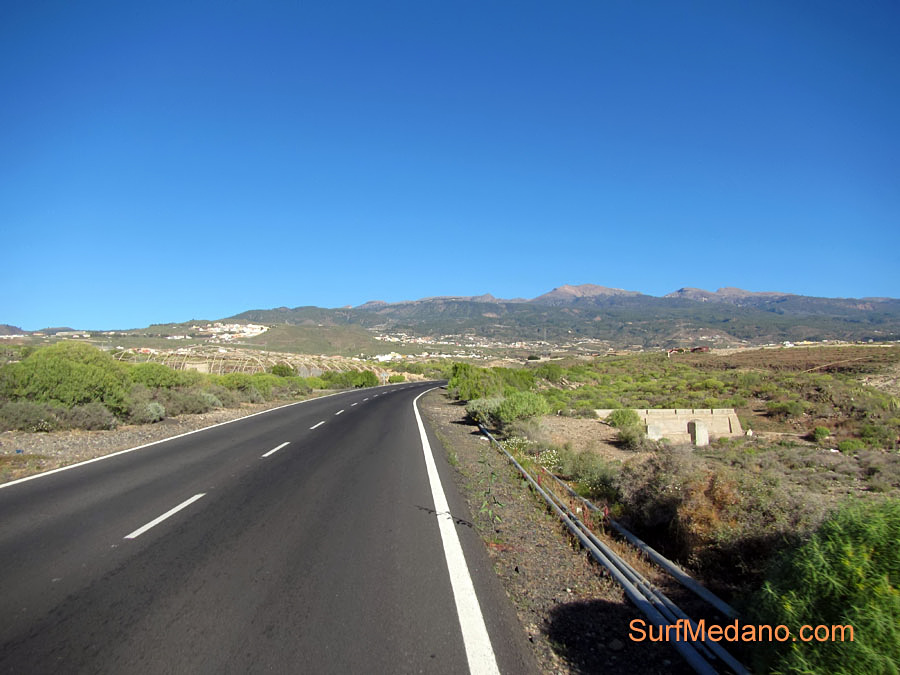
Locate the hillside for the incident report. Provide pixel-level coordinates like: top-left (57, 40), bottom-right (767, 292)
top-left (228, 284), bottom-right (900, 348)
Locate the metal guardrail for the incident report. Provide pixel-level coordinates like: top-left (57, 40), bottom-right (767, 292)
top-left (478, 424), bottom-right (749, 675)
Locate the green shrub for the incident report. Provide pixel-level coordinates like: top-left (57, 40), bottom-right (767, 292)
top-left (388, 374), bottom-right (406, 383)
top-left (305, 376), bottom-right (327, 390)
top-left (859, 423), bottom-right (894, 449)
top-left (354, 370), bottom-right (378, 388)
top-left (129, 362), bottom-right (186, 389)
top-left (465, 397), bottom-right (504, 425)
top-left (216, 373), bottom-right (254, 391)
top-left (156, 388), bottom-right (214, 416)
top-left (558, 450), bottom-right (620, 503)
top-left (812, 426), bottom-right (831, 444)
top-left (199, 391), bottom-right (223, 409)
top-left (131, 401), bottom-right (166, 424)
top-left (535, 363), bottom-right (564, 383)
top-left (448, 363), bottom-right (503, 400)
top-left (494, 391), bottom-right (550, 426)
top-left (248, 373), bottom-right (283, 398)
top-left (0, 342), bottom-right (130, 415)
top-left (269, 364), bottom-right (295, 377)
top-left (0, 401), bottom-right (60, 432)
top-left (0, 400), bottom-right (118, 431)
top-left (606, 408), bottom-right (642, 429)
top-left (766, 400), bottom-right (805, 418)
top-left (838, 439), bottom-right (866, 454)
top-left (750, 498), bottom-right (900, 675)
top-left (203, 384), bottom-right (239, 407)
top-left (617, 424), bottom-right (647, 450)
top-left (56, 402), bottom-right (118, 430)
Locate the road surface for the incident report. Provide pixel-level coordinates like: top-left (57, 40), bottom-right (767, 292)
top-left (0, 382), bottom-right (536, 674)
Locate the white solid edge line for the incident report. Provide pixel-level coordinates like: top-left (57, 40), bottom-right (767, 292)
top-left (310, 421), bottom-right (325, 430)
top-left (413, 388), bottom-right (500, 675)
top-left (124, 493), bottom-right (206, 540)
top-left (262, 441), bottom-right (290, 458)
top-left (0, 389), bottom-right (350, 490)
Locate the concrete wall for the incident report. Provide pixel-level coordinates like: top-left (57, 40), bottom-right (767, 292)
top-left (595, 408), bottom-right (743, 446)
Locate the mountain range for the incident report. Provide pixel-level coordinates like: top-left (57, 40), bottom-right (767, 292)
top-left (229, 285), bottom-right (900, 348)
top-left (6, 285), bottom-right (898, 349)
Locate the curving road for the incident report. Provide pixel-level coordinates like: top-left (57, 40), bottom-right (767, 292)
top-left (0, 382), bottom-right (536, 674)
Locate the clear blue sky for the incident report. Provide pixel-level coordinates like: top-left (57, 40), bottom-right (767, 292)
top-left (3, 1), bottom-right (898, 330)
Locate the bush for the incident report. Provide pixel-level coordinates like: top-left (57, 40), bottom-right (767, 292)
top-left (131, 401), bottom-right (166, 424)
top-left (0, 342), bottom-right (130, 415)
top-left (156, 388), bottom-right (214, 416)
top-left (558, 449), bottom-right (620, 503)
top-left (606, 408), bottom-right (642, 429)
top-left (0, 401), bottom-right (60, 432)
top-left (465, 397), bottom-right (504, 425)
top-left (216, 373), bottom-right (254, 391)
top-left (750, 498), bottom-right (900, 674)
top-left (494, 391), bottom-right (550, 426)
top-left (766, 400), bottom-right (805, 418)
top-left (199, 391), bottom-right (223, 409)
top-left (448, 363), bottom-right (503, 400)
top-left (354, 370), bottom-right (378, 388)
top-left (305, 376), bottom-right (327, 390)
top-left (203, 384), bottom-right (239, 408)
top-left (617, 424), bottom-right (648, 450)
top-left (535, 363), bottom-right (564, 383)
top-left (129, 362), bottom-right (186, 389)
top-left (812, 426), bottom-right (831, 444)
top-left (838, 439), bottom-right (866, 454)
top-left (56, 402), bottom-right (118, 430)
top-left (269, 364), bottom-right (295, 377)
top-left (0, 400), bottom-right (118, 431)
top-left (388, 374), bottom-right (406, 384)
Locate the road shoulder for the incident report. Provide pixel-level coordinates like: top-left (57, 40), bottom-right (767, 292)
top-left (418, 389), bottom-right (690, 674)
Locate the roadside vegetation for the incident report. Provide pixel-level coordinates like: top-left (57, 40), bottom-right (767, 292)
top-left (447, 347), bottom-right (900, 673)
top-left (0, 342), bottom-right (384, 432)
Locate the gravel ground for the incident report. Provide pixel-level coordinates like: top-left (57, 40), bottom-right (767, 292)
top-left (418, 390), bottom-right (693, 675)
top-left (0, 397), bottom-right (323, 484)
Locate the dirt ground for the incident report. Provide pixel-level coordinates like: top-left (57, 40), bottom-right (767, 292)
top-left (680, 344), bottom-right (900, 374)
top-left (419, 390), bottom-right (693, 675)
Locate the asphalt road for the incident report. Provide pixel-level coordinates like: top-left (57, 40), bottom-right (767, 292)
top-left (0, 382), bottom-right (537, 674)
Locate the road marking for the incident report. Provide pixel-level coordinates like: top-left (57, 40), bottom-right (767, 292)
top-left (124, 494), bottom-right (206, 540)
top-left (351, 402), bottom-right (358, 407)
top-left (363, 398), bottom-right (369, 401)
top-left (262, 442), bottom-right (290, 458)
top-left (310, 421), bottom-right (325, 430)
top-left (0, 389), bottom-right (352, 490)
top-left (335, 410), bottom-right (344, 416)
top-left (413, 389), bottom-right (500, 675)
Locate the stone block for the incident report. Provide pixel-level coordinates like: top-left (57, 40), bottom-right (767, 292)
top-left (688, 420), bottom-right (709, 446)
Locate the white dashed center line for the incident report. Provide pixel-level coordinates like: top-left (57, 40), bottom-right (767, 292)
top-left (351, 403), bottom-right (358, 407)
top-left (310, 421), bottom-right (325, 430)
top-left (125, 494), bottom-right (206, 540)
top-left (262, 441), bottom-right (290, 458)
top-left (335, 410), bottom-right (344, 416)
